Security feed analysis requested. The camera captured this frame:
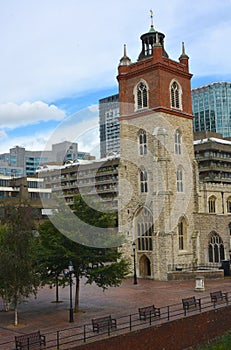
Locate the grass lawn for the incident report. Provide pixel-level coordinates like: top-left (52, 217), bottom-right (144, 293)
top-left (194, 332), bottom-right (231, 349)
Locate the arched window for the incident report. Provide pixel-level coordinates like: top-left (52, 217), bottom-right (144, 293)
top-left (208, 196), bottom-right (216, 213)
top-left (136, 81), bottom-right (148, 110)
top-left (139, 130), bottom-right (147, 155)
top-left (136, 207), bottom-right (153, 251)
top-left (140, 169), bottom-right (148, 193)
top-left (170, 81), bottom-right (181, 109)
top-left (178, 217), bottom-right (187, 250)
top-left (177, 167), bottom-right (183, 192)
top-left (227, 197), bottom-right (231, 213)
top-left (174, 130), bottom-right (182, 155)
top-left (208, 233), bottom-right (225, 262)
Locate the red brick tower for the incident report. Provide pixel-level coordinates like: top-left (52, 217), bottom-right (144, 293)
top-left (117, 20), bottom-right (193, 119)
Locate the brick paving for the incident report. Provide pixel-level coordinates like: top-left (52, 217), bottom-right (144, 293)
top-left (0, 276), bottom-right (231, 348)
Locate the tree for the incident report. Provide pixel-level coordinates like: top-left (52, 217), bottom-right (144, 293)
top-left (0, 202), bottom-right (40, 325)
top-left (38, 194), bottom-right (130, 312)
top-left (37, 219), bottom-right (72, 303)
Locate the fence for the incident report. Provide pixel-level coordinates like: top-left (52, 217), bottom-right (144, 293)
top-left (0, 289), bottom-right (230, 350)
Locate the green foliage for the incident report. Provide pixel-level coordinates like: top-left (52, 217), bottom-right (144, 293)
top-left (37, 219), bottom-right (71, 287)
top-left (195, 332), bottom-right (231, 349)
top-left (38, 193), bottom-right (130, 309)
top-left (38, 218), bottom-right (129, 285)
top-left (85, 258), bottom-right (130, 290)
top-left (73, 194), bottom-right (117, 228)
top-left (0, 203), bottom-right (40, 311)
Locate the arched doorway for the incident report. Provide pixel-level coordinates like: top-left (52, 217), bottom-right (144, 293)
top-left (139, 255), bottom-right (151, 277)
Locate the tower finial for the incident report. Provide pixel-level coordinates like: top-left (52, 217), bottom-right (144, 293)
top-left (150, 9), bottom-right (154, 28)
top-left (123, 44), bottom-right (127, 56)
top-left (119, 44), bottom-right (131, 66)
top-left (182, 42), bottom-right (185, 55)
top-left (179, 41), bottom-right (189, 61)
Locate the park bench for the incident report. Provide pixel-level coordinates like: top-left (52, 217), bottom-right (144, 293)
top-left (182, 296), bottom-right (201, 316)
top-left (92, 315), bottom-right (117, 333)
top-left (210, 291), bottom-right (228, 307)
top-left (15, 331), bottom-right (46, 349)
top-left (138, 304), bottom-right (160, 320)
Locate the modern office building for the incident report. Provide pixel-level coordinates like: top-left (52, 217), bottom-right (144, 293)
top-left (99, 94), bottom-right (120, 158)
top-left (192, 82), bottom-right (231, 137)
top-left (0, 142), bottom-right (94, 177)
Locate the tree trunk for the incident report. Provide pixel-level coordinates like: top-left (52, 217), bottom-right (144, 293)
top-left (55, 274), bottom-right (59, 303)
top-left (14, 306), bottom-right (18, 326)
top-left (74, 275), bottom-right (80, 312)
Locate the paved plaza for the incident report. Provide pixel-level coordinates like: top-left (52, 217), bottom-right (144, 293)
top-left (1, 276), bottom-right (231, 347)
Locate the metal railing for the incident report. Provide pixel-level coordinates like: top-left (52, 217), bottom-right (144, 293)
top-left (0, 290), bottom-right (230, 350)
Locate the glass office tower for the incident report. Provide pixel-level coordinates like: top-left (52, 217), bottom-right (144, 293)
top-left (192, 82), bottom-right (231, 137)
top-left (99, 94), bottom-right (120, 158)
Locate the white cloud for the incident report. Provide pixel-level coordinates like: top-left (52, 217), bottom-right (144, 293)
top-left (0, 101), bottom-right (66, 129)
top-left (0, 130), bottom-right (52, 153)
top-left (0, 105), bottom-right (99, 156)
top-left (0, 130), bottom-right (7, 139)
top-left (0, 0), bottom-right (231, 156)
top-left (43, 108), bottom-right (99, 152)
top-left (0, 0), bottom-right (230, 105)
top-left (88, 104), bottom-right (99, 113)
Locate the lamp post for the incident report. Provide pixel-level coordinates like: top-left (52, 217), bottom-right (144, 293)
top-left (68, 261), bottom-right (74, 323)
top-left (132, 242), bottom-right (137, 285)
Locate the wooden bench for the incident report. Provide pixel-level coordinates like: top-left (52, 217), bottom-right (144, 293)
top-left (15, 331), bottom-right (46, 349)
top-left (182, 296), bottom-right (201, 316)
top-left (138, 304), bottom-right (160, 320)
top-left (92, 315), bottom-right (117, 333)
top-left (210, 291), bottom-right (228, 307)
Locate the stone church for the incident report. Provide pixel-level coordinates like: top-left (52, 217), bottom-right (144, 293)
top-left (117, 17), bottom-right (231, 280)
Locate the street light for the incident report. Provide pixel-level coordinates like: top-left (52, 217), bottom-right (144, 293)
top-left (132, 242), bottom-right (137, 285)
top-left (68, 261), bottom-right (74, 323)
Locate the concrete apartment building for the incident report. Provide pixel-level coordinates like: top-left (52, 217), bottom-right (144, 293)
top-left (37, 156), bottom-right (119, 212)
top-left (194, 131), bottom-right (231, 185)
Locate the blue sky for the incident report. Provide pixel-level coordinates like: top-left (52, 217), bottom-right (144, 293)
top-left (0, 0), bottom-right (231, 157)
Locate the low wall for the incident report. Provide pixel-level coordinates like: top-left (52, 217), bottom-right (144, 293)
top-left (168, 269), bottom-right (224, 280)
top-left (74, 305), bottom-right (231, 350)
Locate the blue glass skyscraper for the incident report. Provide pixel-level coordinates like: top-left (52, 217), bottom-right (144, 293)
top-left (192, 82), bottom-right (231, 137)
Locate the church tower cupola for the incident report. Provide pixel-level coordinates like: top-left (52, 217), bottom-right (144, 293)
top-left (138, 10), bottom-right (168, 61)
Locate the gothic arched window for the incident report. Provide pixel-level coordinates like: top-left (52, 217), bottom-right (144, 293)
top-left (140, 169), bottom-right (148, 193)
top-left (178, 217), bottom-right (187, 250)
top-left (177, 166), bottom-right (183, 192)
top-left (208, 196), bottom-right (216, 213)
top-left (136, 207), bottom-right (153, 251)
top-left (208, 233), bottom-right (225, 262)
top-left (227, 197), bottom-right (231, 213)
top-left (174, 130), bottom-right (182, 155)
top-left (170, 81), bottom-right (182, 109)
top-left (136, 81), bottom-right (148, 110)
top-left (139, 130), bottom-right (147, 156)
